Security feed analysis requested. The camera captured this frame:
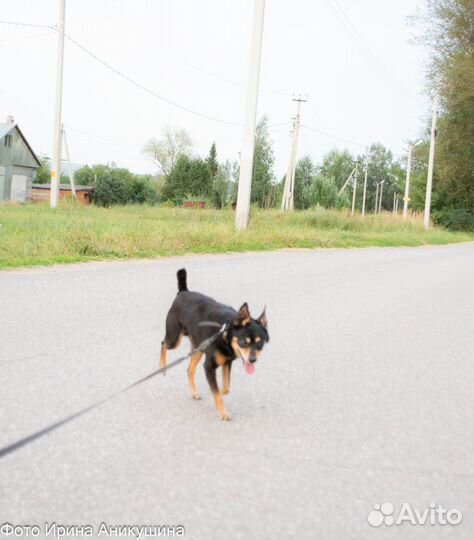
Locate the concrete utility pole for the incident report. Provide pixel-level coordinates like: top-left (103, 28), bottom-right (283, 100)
top-left (361, 152), bottom-right (369, 216)
top-left (351, 161), bottom-right (359, 215)
top-left (235, 0), bottom-right (265, 231)
top-left (62, 125), bottom-right (76, 198)
top-left (281, 119), bottom-right (296, 210)
top-left (424, 96), bottom-right (438, 230)
top-left (378, 180), bottom-right (385, 213)
top-left (50, 0), bottom-right (66, 209)
top-left (281, 97), bottom-right (306, 211)
top-left (403, 139), bottom-right (422, 219)
top-left (375, 182), bottom-right (379, 213)
top-left (338, 167), bottom-right (356, 195)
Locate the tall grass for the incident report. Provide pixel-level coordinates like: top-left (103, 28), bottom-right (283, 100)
top-left (0, 202), bottom-right (472, 268)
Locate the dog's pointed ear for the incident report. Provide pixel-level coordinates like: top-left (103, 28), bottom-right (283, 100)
top-left (234, 302), bottom-right (251, 326)
top-left (257, 306), bottom-right (268, 328)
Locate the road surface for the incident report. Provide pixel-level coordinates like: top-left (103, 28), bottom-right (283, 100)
top-left (1, 244), bottom-right (473, 540)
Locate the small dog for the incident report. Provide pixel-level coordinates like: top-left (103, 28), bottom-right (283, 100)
top-left (160, 269), bottom-right (269, 420)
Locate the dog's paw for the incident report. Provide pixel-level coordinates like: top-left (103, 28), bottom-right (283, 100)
top-left (220, 412), bottom-right (231, 421)
top-left (192, 393), bottom-right (201, 400)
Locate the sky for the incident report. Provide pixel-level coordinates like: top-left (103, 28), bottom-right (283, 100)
top-left (0, 0), bottom-right (431, 179)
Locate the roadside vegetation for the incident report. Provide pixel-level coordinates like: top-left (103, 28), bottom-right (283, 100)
top-left (0, 202), bottom-right (471, 269)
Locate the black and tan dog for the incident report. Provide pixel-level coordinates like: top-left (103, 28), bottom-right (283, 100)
top-left (160, 269), bottom-right (269, 420)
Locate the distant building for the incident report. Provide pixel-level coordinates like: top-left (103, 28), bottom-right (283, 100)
top-left (31, 183), bottom-right (94, 205)
top-left (0, 117), bottom-right (41, 202)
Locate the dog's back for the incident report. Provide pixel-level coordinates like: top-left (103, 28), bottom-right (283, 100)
top-left (167, 269), bottom-right (236, 347)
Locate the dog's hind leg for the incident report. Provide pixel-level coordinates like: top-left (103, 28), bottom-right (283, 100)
top-left (160, 341), bottom-right (168, 375)
top-left (205, 356), bottom-right (230, 421)
top-left (221, 362), bottom-right (232, 395)
top-left (160, 313), bottom-right (184, 375)
top-left (187, 351), bottom-right (203, 400)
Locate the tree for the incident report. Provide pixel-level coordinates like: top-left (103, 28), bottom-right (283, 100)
top-left (251, 116), bottom-right (275, 207)
top-left (213, 161), bottom-right (232, 209)
top-left (360, 143), bottom-right (396, 212)
top-left (318, 149), bottom-right (355, 191)
top-left (293, 156), bottom-right (315, 209)
top-left (412, 0), bottom-right (474, 229)
top-left (93, 176), bottom-right (129, 207)
top-left (35, 156), bottom-right (51, 184)
top-left (206, 142), bottom-right (219, 178)
top-left (127, 175), bottom-right (157, 204)
top-left (161, 155), bottom-right (212, 204)
top-left (74, 164), bottom-right (111, 186)
top-left (303, 176), bottom-right (350, 209)
top-left (143, 127), bottom-right (192, 176)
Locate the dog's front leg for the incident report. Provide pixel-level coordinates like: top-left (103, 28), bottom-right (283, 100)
top-left (221, 362), bottom-right (232, 395)
top-left (204, 356), bottom-right (230, 421)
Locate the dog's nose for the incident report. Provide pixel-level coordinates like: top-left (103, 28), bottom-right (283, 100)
top-left (249, 355), bottom-right (257, 363)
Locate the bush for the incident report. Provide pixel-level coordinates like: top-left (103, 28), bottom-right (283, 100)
top-left (93, 176), bottom-right (129, 207)
top-left (127, 176), bottom-right (157, 204)
top-left (303, 176), bottom-right (350, 209)
top-left (433, 208), bottom-right (474, 231)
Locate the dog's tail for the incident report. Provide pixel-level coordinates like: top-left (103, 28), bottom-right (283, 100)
top-left (177, 268), bottom-right (188, 293)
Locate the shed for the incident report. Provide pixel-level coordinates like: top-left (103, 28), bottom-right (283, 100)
top-left (31, 183), bottom-right (94, 205)
top-left (0, 119), bottom-right (41, 203)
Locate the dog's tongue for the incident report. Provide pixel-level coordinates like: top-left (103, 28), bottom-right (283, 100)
top-left (244, 361), bottom-right (256, 375)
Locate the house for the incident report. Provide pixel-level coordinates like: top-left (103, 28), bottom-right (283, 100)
top-left (0, 117), bottom-right (41, 202)
top-left (31, 183), bottom-right (94, 205)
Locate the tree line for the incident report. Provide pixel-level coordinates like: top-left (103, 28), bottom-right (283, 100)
top-left (34, 0), bottom-right (472, 230)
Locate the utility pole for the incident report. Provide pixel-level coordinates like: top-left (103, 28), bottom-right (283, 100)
top-left (361, 153), bottom-right (368, 216)
top-left (235, 0), bottom-right (265, 231)
top-left (50, 0), bottom-right (66, 208)
top-left (62, 125), bottom-right (76, 198)
top-left (281, 119), bottom-right (296, 210)
top-left (403, 140), bottom-right (422, 219)
top-left (375, 182), bottom-right (379, 213)
top-left (424, 96), bottom-right (438, 230)
top-left (351, 161), bottom-right (359, 215)
top-left (378, 180), bottom-right (385, 213)
top-left (281, 97), bottom-right (306, 211)
top-left (338, 167), bottom-right (356, 195)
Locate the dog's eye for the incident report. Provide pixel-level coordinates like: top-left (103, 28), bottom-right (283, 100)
top-left (239, 339), bottom-right (250, 348)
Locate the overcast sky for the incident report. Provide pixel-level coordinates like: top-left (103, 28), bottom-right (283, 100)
top-left (0, 0), bottom-right (430, 178)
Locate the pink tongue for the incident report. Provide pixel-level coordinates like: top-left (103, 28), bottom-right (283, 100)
top-left (244, 361), bottom-right (256, 375)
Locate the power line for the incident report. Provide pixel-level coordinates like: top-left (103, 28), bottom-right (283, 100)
top-left (0, 19), bottom-right (55, 30)
top-left (326, 0), bottom-right (419, 103)
top-left (63, 32), bottom-right (244, 128)
top-left (301, 124), bottom-right (366, 148)
top-left (91, 0), bottom-right (292, 98)
top-left (1, 19), bottom-right (243, 127)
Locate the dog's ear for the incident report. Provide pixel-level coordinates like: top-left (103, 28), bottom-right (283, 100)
top-left (257, 306), bottom-right (267, 328)
top-left (234, 302), bottom-right (251, 326)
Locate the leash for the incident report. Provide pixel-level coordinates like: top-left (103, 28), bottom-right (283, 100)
top-left (0, 323), bottom-right (227, 460)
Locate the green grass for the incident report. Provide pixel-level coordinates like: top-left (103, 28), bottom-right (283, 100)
top-left (0, 201), bottom-right (472, 269)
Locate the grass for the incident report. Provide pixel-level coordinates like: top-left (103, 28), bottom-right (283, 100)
top-left (0, 201), bottom-right (472, 269)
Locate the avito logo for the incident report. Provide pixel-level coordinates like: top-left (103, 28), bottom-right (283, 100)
top-left (367, 502), bottom-right (462, 527)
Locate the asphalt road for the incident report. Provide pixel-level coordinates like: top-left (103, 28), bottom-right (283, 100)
top-left (0, 244), bottom-right (473, 540)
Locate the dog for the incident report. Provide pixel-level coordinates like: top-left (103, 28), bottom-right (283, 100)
top-left (160, 269), bottom-right (269, 420)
